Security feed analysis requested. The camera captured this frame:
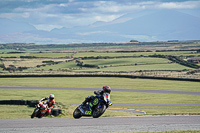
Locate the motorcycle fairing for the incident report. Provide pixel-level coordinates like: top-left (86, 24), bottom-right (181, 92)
top-left (78, 96), bottom-right (100, 116)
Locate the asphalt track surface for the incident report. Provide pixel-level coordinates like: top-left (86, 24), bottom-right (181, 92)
top-left (0, 116), bottom-right (200, 132)
top-left (1, 86), bottom-right (200, 95)
top-left (1, 86), bottom-right (200, 132)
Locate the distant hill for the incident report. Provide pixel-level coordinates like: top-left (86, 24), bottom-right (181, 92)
top-left (0, 10), bottom-right (200, 44)
top-left (50, 10), bottom-right (200, 42)
top-left (0, 18), bottom-right (37, 35)
top-left (100, 10), bottom-right (200, 41)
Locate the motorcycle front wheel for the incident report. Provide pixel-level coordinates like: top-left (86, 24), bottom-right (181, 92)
top-left (92, 103), bottom-right (106, 118)
top-left (31, 108), bottom-right (39, 118)
top-left (73, 107), bottom-right (82, 119)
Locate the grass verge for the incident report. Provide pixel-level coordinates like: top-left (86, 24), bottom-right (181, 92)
top-left (0, 77), bottom-right (199, 91)
top-left (0, 87), bottom-right (200, 118)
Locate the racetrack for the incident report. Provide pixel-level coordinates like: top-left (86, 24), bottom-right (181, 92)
top-left (1, 86), bottom-right (200, 106)
top-left (0, 116), bottom-right (200, 132)
top-left (1, 86), bottom-right (200, 95)
top-left (1, 86), bottom-right (200, 132)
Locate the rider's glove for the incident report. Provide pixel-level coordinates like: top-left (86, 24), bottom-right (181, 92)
top-left (94, 91), bottom-right (98, 95)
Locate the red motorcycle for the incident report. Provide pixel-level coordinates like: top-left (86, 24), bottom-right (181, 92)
top-left (31, 101), bottom-right (49, 118)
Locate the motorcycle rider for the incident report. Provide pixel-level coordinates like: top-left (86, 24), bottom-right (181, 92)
top-left (81, 86), bottom-right (112, 106)
top-left (39, 94), bottom-right (55, 116)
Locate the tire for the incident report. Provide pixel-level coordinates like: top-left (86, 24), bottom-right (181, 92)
top-left (73, 107), bottom-right (82, 119)
top-left (52, 109), bottom-right (59, 116)
top-left (92, 103), bottom-right (106, 118)
top-left (31, 111), bottom-right (37, 118)
top-left (58, 109), bottom-right (62, 114)
top-left (31, 108), bottom-right (39, 119)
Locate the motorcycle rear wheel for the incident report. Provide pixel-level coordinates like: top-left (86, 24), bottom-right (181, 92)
top-left (92, 103), bottom-right (106, 118)
top-left (73, 107), bottom-right (82, 119)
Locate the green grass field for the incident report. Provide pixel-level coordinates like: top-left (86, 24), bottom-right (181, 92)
top-left (3, 58), bottom-right (68, 68)
top-left (0, 77), bottom-right (199, 118)
top-left (80, 57), bottom-right (170, 66)
top-left (73, 51), bottom-right (199, 58)
top-left (1, 50), bottom-right (199, 75)
top-left (26, 57), bottom-right (193, 72)
top-left (0, 77), bottom-right (199, 91)
top-left (28, 60), bottom-right (78, 71)
top-left (1, 51), bottom-right (199, 58)
top-left (0, 52), bottom-right (73, 58)
top-left (1, 88), bottom-right (199, 104)
top-left (0, 46), bottom-right (200, 119)
top-left (1, 88), bottom-right (200, 118)
top-left (75, 63), bottom-right (192, 71)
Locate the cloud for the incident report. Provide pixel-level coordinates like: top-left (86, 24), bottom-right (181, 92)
top-left (157, 1), bottom-right (200, 9)
top-left (0, 0), bottom-right (200, 31)
top-left (76, 31), bottom-right (113, 35)
top-left (121, 34), bottom-right (157, 42)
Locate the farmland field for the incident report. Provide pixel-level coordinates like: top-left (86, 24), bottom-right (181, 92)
top-left (1, 52), bottom-right (198, 76)
top-left (74, 51), bottom-right (199, 58)
top-left (74, 63), bottom-right (192, 71)
top-left (1, 50), bottom-right (198, 79)
top-left (2, 58), bottom-right (69, 68)
top-left (80, 57), bottom-right (170, 66)
top-left (0, 41), bottom-right (200, 119)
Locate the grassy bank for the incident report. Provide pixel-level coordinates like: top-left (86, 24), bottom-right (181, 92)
top-left (1, 89), bottom-right (200, 104)
top-left (0, 77), bottom-right (199, 91)
top-left (0, 76), bottom-right (199, 118)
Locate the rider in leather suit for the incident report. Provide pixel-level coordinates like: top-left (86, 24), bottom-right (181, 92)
top-left (39, 94), bottom-right (55, 116)
top-left (81, 86), bottom-right (112, 106)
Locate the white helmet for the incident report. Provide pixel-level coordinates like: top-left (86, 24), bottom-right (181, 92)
top-left (49, 94), bottom-right (54, 100)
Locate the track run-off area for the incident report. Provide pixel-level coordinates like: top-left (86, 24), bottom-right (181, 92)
top-left (1, 86), bottom-right (200, 132)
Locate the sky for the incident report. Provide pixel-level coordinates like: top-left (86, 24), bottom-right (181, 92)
top-left (0, 0), bottom-right (200, 31)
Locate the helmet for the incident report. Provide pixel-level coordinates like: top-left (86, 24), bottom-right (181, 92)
top-left (102, 86), bottom-right (111, 94)
top-left (49, 94), bottom-right (54, 100)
